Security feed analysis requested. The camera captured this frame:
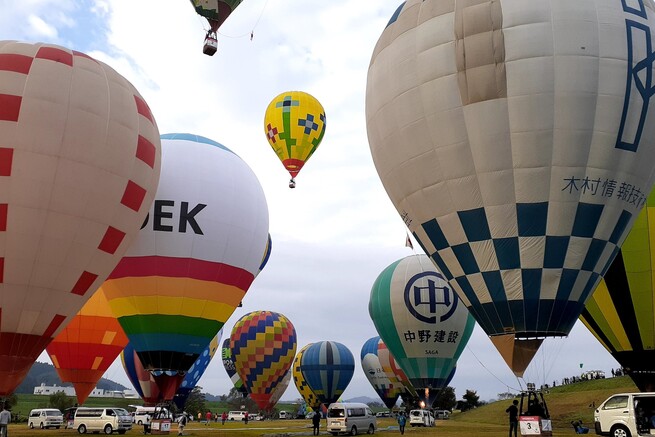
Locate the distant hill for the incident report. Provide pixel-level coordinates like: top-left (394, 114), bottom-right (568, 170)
top-left (16, 361), bottom-right (127, 394)
top-left (344, 396), bottom-right (378, 405)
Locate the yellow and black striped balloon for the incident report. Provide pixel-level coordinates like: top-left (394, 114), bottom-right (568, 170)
top-left (581, 190), bottom-right (655, 391)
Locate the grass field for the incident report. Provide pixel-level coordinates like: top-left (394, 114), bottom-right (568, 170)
top-left (4, 376), bottom-right (638, 436)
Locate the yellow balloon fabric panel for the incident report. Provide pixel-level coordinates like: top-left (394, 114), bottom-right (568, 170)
top-left (264, 91), bottom-right (326, 179)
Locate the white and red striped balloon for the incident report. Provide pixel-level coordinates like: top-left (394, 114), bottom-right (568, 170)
top-left (0, 41), bottom-right (161, 395)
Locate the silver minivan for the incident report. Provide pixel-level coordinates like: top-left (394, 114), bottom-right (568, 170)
top-left (327, 402), bottom-right (377, 435)
top-left (28, 408), bottom-right (63, 429)
top-left (594, 392), bottom-right (655, 437)
top-left (73, 407), bottom-right (132, 434)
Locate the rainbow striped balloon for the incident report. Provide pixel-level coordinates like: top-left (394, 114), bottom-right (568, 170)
top-left (105, 133), bottom-right (269, 401)
top-left (230, 311), bottom-right (297, 410)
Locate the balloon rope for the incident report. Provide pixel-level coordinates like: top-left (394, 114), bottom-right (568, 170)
top-left (218, 0), bottom-right (270, 39)
top-left (465, 344), bottom-right (522, 393)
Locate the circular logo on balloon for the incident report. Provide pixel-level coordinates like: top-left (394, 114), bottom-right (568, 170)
top-left (404, 271), bottom-right (457, 323)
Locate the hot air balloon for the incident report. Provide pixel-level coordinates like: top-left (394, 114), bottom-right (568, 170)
top-left (105, 133), bottom-right (269, 402)
top-left (368, 255), bottom-right (474, 407)
top-left (221, 338), bottom-right (248, 397)
top-left (190, 0), bottom-right (244, 56)
top-left (366, 0), bottom-right (655, 377)
top-left (230, 311), bottom-right (297, 410)
top-left (580, 189), bottom-right (655, 391)
top-left (0, 41), bottom-right (161, 397)
top-left (376, 338), bottom-right (417, 401)
top-left (121, 342), bottom-right (159, 406)
top-left (46, 288), bottom-right (129, 404)
top-left (361, 337), bottom-right (403, 409)
top-left (264, 91), bottom-right (326, 188)
top-left (173, 330), bottom-right (222, 409)
top-left (299, 341), bottom-right (354, 407)
top-left (292, 344), bottom-right (322, 412)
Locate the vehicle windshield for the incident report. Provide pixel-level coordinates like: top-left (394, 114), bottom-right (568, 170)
top-left (411, 411), bottom-right (422, 416)
top-left (114, 409), bottom-right (129, 416)
top-left (328, 409), bottom-right (345, 418)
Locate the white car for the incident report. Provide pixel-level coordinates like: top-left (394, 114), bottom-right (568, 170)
top-left (409, 409), bottom-right (435, 427)
top-left (594, 392), bottom-right (655, 437)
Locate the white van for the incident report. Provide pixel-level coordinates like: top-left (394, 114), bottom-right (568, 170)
top-left (73, 407), bottom-right (133, 434)
top-left (327, 402), bottom-right (377, 435)
top-left (228, 411), bottom-right (248, 421)
top-left (435, 409), bottom-right (451, 420)
top-left (279, 411), bottom-right (291, 419)
top-left (28, 408), bottom-right (63, 429)
top-left (132, 406), bottom-right (171, 425)
top-left (409, 409), bottom-right (435, 427)
top-left (595, 392), bottom-right (655, 437)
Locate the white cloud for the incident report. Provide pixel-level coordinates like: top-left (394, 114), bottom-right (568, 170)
top-left (27, 15), bottom-right (59, 39)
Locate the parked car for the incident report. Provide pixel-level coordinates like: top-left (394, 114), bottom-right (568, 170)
top-left (376, 411), bottom-right (390, 418)
top-left (28, 409), bottom-right (63, 429)
top-left (73, 407), bottom-right (132, 434)
top-left (327, 402), bottom-right (377, 435)
top-left (594, 392), bottom-right (655, 437)
top-left (435, 410), bottom-right (451, 420)
top-left (227, 411), bottom-right (248, 421)
top-left (409, 409), bottom-right (435, 427)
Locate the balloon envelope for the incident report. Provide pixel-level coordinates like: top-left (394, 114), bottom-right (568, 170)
top-left (121, 342), bottom-right (159, 406)
top-left (366, 0), bottom-right (655, 376)
top-left (292, 343), bottom-right (321, 411)
top-left (190, 0), bottom-right (243, 32)
top-left (368, 255), bottom-right (474, 405)
top-left (264, 91), bottom-right (326, 183)
top-left (230, 311), bottom-right (297, 410)
top-left (0, 41), bottom-right (160, 396)
top-left (361, 336), bottom-right (403, 409)
top-left (105, 133), bottom-right (269, 401)
top-left (300, 341), bottom-right (354, 406)
top-left (581, 189), bottom-right (655, 391)
top-left (221, 338), bottom-right (248, 397)
top-left (47, 288), bottom-right (129, 404)
top-left (173, 330), bottom-right (222, 409)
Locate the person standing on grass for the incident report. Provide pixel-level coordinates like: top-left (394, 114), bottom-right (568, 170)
top-left (312, 411), bottom-right (321, 435)
top-left (221, 411), bottom-right (227, 425)
top-left (506, 399), bottom-right (519, 437)
top-left (0, 404), bottom-right (10, 437)
top-left (397, 411), bottom-right (406, 435)
top-left (177, 414), bottom-right (187, 436)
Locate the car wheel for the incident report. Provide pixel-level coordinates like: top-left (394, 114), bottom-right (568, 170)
top-left (368, 424), bottom-right (375, 434)
top-left (137, 420), bottom-right (142, 425)
top-left (350, 425), bottom-right (358, 435)
top-left (611, 425), bottom-right (631, 437)
top-left (78, 424), bottom-right (87, 434)
top-left (56, 426), bottom-right (61, 429)
top-left (104, 424), bottom-right (113, 434)
top-left (29, 422), bottom-right (34, 429)
top-left (40, 422), bottom-right (45, 429)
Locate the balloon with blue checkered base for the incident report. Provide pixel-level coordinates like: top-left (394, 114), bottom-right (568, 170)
top-left (366, 0), bottom-right (655, 376)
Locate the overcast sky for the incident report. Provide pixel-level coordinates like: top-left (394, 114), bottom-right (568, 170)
top-left (0, 0), bottom-right (623, 403)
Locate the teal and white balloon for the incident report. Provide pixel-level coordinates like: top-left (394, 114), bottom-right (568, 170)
top-left (366, 0), bottom-right (655, 376)
top-left (368, 255), bottom-right (474, 407)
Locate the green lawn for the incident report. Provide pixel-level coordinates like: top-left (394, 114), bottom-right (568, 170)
top-left (6, 376), bottom-right (637, 436)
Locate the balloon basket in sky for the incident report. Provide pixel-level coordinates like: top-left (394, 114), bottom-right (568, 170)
top-left (366, 0), bottom-right (655, 378)
top-left (191, 0), bottom-right (244, 56)
top-left (0, 40), bottom-right (161, 396)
